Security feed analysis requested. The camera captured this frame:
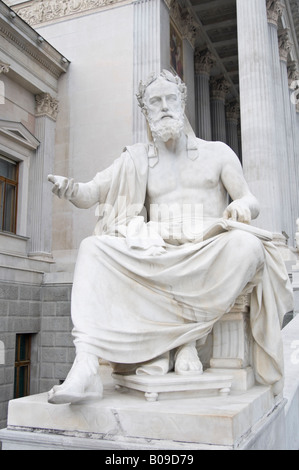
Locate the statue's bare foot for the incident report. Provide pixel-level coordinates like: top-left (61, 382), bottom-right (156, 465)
top-left (48, 353), bottom-right (103, 405)
top-left (175, 342), bottom-right (203, 375)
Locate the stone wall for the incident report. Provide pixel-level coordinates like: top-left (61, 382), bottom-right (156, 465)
top-left (0, 280), bottom-right (73, 429)
top-left (39, 283), bottom-right (74, 393)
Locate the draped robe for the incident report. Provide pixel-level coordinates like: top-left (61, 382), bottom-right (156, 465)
top-left (69, 141), bottom-right (294, 394)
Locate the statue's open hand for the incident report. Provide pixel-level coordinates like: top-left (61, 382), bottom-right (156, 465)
top-left (223, 200), bottom-right (251, 224)
top-left (48, 174), bottom-right (78, 200)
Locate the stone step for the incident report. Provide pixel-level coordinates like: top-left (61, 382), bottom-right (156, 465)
top-left (0, 251), bottom-right (54, 275)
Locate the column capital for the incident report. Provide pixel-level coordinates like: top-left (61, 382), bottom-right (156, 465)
top-left (166, 0), bottom-right (199, 48)
top-left (210, 77), bottom-right (231, 102)
top-left (194, 48), bottom-right (215, 76)
top-left (180, 10), bottom-right (199, 48)
top-left (226, 101), bottom-right (240, 123)
top-left (266, 0), bottom-right (284, 27)
top-left (35, 93), bottom-right (59, 121)
top-left (278, 28), bottom-right (292, 62)
top-left (287, 61), bottom-right (299, 88)
top-left (0, 62), bottom-right (10, 74)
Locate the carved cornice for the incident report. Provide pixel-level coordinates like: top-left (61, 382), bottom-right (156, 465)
top-left (194, 48), bottom-right (215, 76)
top-left (266, 0), bottom-right (284, 27)
top-left (13, 0), bottom-right (126, 26)
top-left (35, 93), bottom-right (59, 121)
top-left (278, 28), bottom-right (293, 62)
top-left (0, 62), bottom-right (10, 74)
top-left (210, 77), bottom-right (231, 102)
top-left (167, 0), bottom-right (199, 48)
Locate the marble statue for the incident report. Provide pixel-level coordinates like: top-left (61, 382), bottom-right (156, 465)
top-left (47, 70), bottom-right (293, 404)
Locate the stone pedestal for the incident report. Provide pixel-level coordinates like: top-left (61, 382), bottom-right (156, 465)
top-left (0, 366), bottom-right (285, 450)
top-left (207, 295), bottom-right (255, 391)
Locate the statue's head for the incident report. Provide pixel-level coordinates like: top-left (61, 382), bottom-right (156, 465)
top-left (137, 70), bottom-right (187, 143)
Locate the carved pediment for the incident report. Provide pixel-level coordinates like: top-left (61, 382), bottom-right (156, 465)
top-left (0, 120), bottom-right (40, 150)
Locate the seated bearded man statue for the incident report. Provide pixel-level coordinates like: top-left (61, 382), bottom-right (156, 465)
top-left (47, 70), bottom-right (293, 405)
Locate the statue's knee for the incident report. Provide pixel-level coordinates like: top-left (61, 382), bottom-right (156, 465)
top-left (227, 230), bottom-right (265, 265)
top-left (79, 236), bottom-right (98, 254)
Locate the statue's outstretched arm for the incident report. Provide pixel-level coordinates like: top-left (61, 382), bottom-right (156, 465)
top-left (48, 173), bottom-right (104, 209)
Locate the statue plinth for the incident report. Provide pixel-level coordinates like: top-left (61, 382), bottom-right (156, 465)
top-left (0, 366), bottom-right (285, 450)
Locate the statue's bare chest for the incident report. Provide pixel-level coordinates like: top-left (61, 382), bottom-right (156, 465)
top-left (146, 153), bottom-right (221, 203)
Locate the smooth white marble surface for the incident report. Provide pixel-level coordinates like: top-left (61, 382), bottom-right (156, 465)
top-left (4, 366), bottom-right (278, 449)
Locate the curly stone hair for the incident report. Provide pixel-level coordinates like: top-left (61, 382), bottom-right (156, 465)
top-left (136, 69), bottom-right (188, 116)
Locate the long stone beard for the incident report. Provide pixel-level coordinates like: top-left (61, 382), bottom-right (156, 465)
top-left (149, 117), bottom-right (185, 143)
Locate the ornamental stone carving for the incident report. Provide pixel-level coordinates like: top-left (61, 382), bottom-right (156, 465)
top-left (266, 0), bottom-right (284, 26)
top-left (210, 77), bottom-right (231, 102)
top-left (166, 0), bottom-right (199, 48)
top-left (226, 101), bottom-right (240, 123)
top-left (35, 93), bottom-right (59, 121)
top-left (296, 219), bottom-right (299, 251)
top-left (14, 0), bottom-right (124, 26)
top-left (0, 62), bottom-right (10, 74)
top-left (278, 29), bottom-right (292, 62)
top-left (194, 48), bottom-right (215, 76)
top-left (287, 61), bottom-right (299, 87)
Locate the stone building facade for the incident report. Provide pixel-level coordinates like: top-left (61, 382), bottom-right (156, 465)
top-left (0, 0), bottom-right (298, 429)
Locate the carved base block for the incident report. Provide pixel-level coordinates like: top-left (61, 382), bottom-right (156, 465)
top-left (209, 295), bottom-right (254, 391)
top-left (112, 372), bottom-right (233, 401)
top-left (206, 366), bottom-right (255, 392)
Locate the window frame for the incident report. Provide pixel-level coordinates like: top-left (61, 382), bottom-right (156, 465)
top-left (0, 120), bottom-right (40, 238)
top-left (0, 155), bottom-right (19, 234)
top-left (14, 334), bottom-right (32, 399)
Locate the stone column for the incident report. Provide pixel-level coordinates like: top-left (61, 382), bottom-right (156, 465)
top-left (194, 49), bottom-right (214, 140)
top-left (194, 48), bottom-right (214, 140)
top-left (28, 93), bottom-right (58, 258)
top-left (288, 62), bottom-right (299, 242)
top-left (266, 1), bottom-right (293, 239)
top-left (226, 101), bottom-right (240, 156)
top-left (0, 62), bottom-right (9, 104)
top-left (279, 28), bottom-right (298, 241)
top-left (210, 77), bottom-right (230, 143)
top-left (133, 0), bottom-right (164, 143)
top-left (236, 0), bottom-right (282, 232)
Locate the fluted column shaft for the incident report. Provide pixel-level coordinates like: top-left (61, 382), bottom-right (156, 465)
top-left (267, 2), bottom-right (294, 239)
top-left (28, 93), bottom-right (58, 257)
top-left (210, 77), bottom-right (230, 144)
top-left (226, 102), bottom-right (240, 156)
top-left (279, 29), bottom-right (298, 241)
top-left (194, 49), bottom-right (214, 141)
top-left (289, 77), bottom-right (299, 234)
top-left (237, 0), bottom-right (281, 232)
top-left (133, 0), bottom-right (162, 143)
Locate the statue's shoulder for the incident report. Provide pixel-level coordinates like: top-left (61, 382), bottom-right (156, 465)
top-left (122, 142), bottom-right (149, 161)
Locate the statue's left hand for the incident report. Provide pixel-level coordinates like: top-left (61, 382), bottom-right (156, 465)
top-left (223, 200), bottom-right (251, 224)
